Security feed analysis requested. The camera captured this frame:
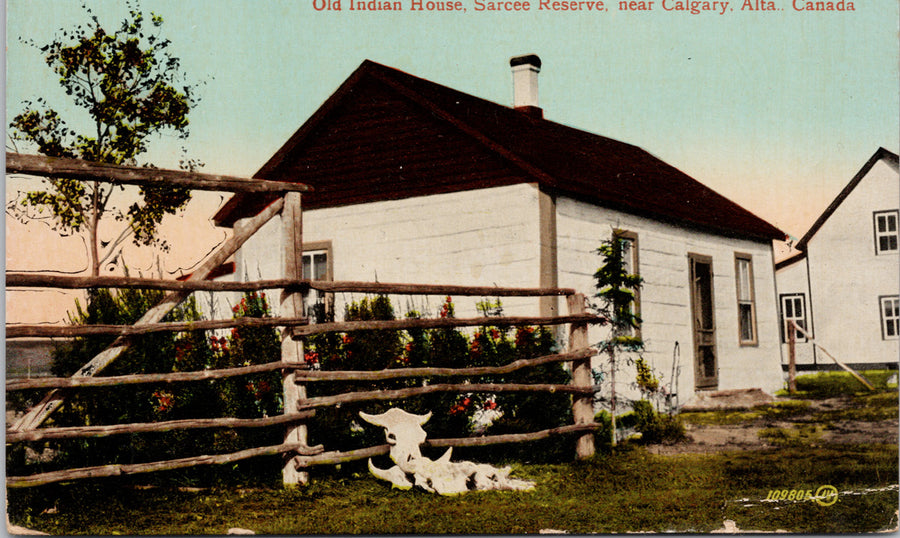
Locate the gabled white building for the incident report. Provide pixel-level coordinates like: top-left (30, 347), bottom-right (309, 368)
top-left (213, 56), bottom-right (788, 402)
top-left (776, 147), bottom-right (899, 370)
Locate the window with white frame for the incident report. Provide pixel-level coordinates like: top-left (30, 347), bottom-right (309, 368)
top-left (301, 245), bottom-right (332, 321)
top-left (735, 254), bottom-right (757, 345)
top-left (780, 293), bottom-right (808, 343)
top-left (874, 210), bottom-right (899, 254)
top-left (880, 296), bottom-right (899, 340)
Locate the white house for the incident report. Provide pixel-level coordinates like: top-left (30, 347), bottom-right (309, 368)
top-left (776, 147), bottom-right (899, 371)
top-left (212, 56), bottom-right (788, 404)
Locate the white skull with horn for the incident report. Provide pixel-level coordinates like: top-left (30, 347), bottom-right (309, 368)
top-left (359, 408), bottom-right (535, 496)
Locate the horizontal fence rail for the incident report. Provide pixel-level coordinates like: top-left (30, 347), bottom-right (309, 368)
top-left (6, 313), bottom-right (603, 339)
top-left (7, 348), bottom-right (596, 391)
top-left (296, 383), bottom-right (600, 411)
top-left (6, 316), bottom-right (309, 339)
top-left (6, 411), bottom-right (316, 443)
top-left (6, 441), bottom-right (327, 489)
top-left (6, 152), bottom-right (311, 194)
top-left (7, 273), bottom-right (578, 297)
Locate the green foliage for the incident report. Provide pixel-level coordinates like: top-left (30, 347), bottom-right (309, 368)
top-left (634, 356), bottom-right (659, 394)
top-left (680, 400), bottom-right (813, 426)
top-left (780, 370), bottom-right (898, 398)
top-left (304, 296), bottom-right (572, 464)
top-left (8, 1), bottom-right (201, 272)
top-left (593, 233), bottom-right (643, 338)
top-left (630, 400), bottom-right (686, 444)
top-left (7, 289), bottom-right (283, 486)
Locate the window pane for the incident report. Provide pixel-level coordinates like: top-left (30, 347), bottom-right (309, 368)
top-left (888, 215), bottom-right (898, 232)
top-left (888, 236), bottom-right (898, 251)
top-left (313, 253), bottom-right (328, 280)
top-left (784, 298), bottom-right (793, 318)
top-left (302, 255), bottom-right (312, 280)
top-left (620, 238), bottom-right (634, 275)
top-left (877, 215), bottom-right (888, 232)
top-left (737, 259), bottom-right (751, 301)
top-left (739, 304), bottom-right (754, 341)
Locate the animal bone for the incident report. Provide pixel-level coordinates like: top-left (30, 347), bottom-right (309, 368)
top-left (359, 408), bottom-right (535, 495)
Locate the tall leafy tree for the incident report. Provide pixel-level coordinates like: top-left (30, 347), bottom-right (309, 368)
top-left (8, 1), bottom-right (201, 275)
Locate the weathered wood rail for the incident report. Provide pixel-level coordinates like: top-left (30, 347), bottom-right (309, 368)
top-left (6, 313), bottom-right (598, 339)
top-left (7, 348), bottom-right (595, 391)
top-left (6, 152), bottom-right (311, 193)
top-left (7, 273), bottom-right (577, 296)
top-left (5, 153), bottom-right (603, 489)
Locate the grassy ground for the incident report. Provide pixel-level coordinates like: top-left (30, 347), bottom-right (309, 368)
top-left (7, 370), bottom-right (898, 534)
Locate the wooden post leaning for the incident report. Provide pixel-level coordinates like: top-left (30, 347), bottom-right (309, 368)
top-left (10, 197), bottom-right (287, 433)
top-left (280, 191), bottom-right (309, 486)
top-left (567, 293), bottom-right (595, 459)
top-left (787, 321), bottom-right (797, 394)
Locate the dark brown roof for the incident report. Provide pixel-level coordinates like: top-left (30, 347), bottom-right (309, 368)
top-left (795, 147), bottom-right (899, 251)
top-left (215, 60), bottom-right (785, 242)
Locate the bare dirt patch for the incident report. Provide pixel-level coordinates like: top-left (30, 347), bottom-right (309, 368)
top-left (646, 394), bottom-right (899, 455)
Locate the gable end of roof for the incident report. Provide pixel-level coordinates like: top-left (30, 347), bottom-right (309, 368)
top-left (796, 147), bottom-right (900, 251)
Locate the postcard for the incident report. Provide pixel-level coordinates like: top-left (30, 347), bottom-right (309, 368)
top-left (5, 0), bottom-right (898, 534)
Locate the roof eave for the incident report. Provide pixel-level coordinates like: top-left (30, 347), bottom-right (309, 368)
top-left (795, 147), bottom-right (900, 251)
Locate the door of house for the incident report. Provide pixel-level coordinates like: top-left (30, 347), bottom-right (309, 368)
top-left (689, 254), bottom-right (718, 389)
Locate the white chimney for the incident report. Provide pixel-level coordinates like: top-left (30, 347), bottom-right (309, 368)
top-left (510, 54), bottom-right (542, 117)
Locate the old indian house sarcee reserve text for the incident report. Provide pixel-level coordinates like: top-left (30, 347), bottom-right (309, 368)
top-left (312, 0), bottom-right (855, 11)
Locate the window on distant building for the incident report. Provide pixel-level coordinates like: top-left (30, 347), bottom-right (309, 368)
top-left (735, 254), bottom-right (758, 345)
top-left (874, 210), bottom-right (899, 254)
top-left (880, 296), bottom-right (899, 340)
top-left (301, 242), bottom-right (332, 322)
top-left (780, 293), bottom-right (808, 343)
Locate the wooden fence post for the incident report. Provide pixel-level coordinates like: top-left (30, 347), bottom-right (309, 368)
top-left (787, 321), bottom-right (797, 394)
top-left (567, 293), bottom-right (595, 459)
top-left (281, 192), bottom-right (309, 486)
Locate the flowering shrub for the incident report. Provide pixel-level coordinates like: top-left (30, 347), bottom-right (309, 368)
top-left (304, 295), bottom-right (573, 464)
top-left (8, 288), bottom-right (285, 486)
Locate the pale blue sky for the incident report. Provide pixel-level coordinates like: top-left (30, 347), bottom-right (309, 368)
top-left (6, 0), bottom-right (899, 238)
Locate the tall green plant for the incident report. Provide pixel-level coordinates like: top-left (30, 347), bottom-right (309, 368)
top-left (594, 232), bottom-right (643, 446)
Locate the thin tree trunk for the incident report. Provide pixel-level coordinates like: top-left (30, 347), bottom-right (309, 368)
top-left (89, 180), bottom-right (101, 277)
top-left (609, 347), bottom-right (617, 447)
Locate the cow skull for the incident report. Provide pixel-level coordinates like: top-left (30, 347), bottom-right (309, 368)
top-left (359, 408), bottom-right (535, 495)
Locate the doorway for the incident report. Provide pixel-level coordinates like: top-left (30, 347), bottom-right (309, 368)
top-left (689, 254), bottom-right (718, 389)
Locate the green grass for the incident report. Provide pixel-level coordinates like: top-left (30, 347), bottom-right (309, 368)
top-left (7, 444), bottom-right (898, 534)
top-left (758, 423), bottom-right (826, 446)
top-left (779, 370), bottom-right (898, 398)
top-left (681, 400), bottom-right (812, 426)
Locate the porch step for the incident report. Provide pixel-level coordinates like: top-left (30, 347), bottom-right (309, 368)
top-left (680, 388), bottom-right (775, 411)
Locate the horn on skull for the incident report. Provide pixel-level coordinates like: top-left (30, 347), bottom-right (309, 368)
top-left (436, 447), bottom-right (453, 464)
top-left (358, 411), bottom-right (385, 427)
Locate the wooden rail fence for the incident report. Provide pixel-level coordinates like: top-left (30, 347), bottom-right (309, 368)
top-left (5, 153), bottom-right (604, 489)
